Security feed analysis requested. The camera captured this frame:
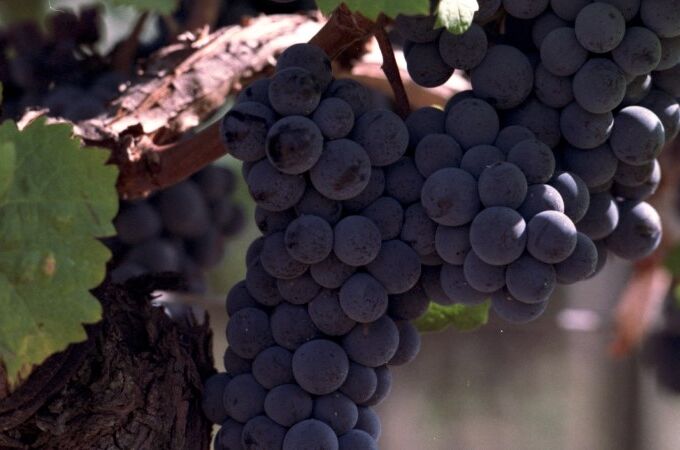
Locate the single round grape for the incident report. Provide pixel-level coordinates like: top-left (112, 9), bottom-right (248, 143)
top-left (405, 41), bottom-right (455, 88)
top-left (260, 232), bottom-right (308, 280)
top-left (505, 98), bottom-right (562, 148)
top-left (470, 45), bottom-right (534, 109)
top-left (606, 201), bottom-right (662, 260)
top-left (223, 374), bottom-right (266, 423)
top-left (312, 97), bottom-right (355, 139)
top-left (214, 420), bottom-right (243, 450)
top-left (252, 346), bottom-right (293, 389)
top-left (491, 289), bottom-right (549, 323)
top-left (389, 282), bottom-right (430, 321)
top-left (478, 162), bottom-right (528, 209)
top-left (293, 340), bottom-right (349, 395)
top-left (276, 273), bottom-right (322, 305)
top-left (352, 110), bottom-right (409, 167)
top-left (223, 347), bottom-right (251, 376)
top-left (366, 240), bottom-right (422, 294)
top-left (534, 63), bottom-right (574, 109)
top-left (241, 416), bottom-right (286, 450)
top-left (445, 98), bottom-right (500, 149)
top-left (340, 363), bottom-right (378, 405)
top-left (343, 316), bottom-right (400, 367)
top-left (264, 384), bottom-right (313, 427)
top-left (612, 27), bottom-right (662, 76)
top-left (550, 0), bottom-right (591, 20)
top-left (226, 280), bottom-right (259, 316)
top-left (226, 307), bottom-right (274, 359)
top-left (268, 67), bottom-right (322, 116)
top-left (296, 187), bottom-right (343, 225)
top-left (202, 373), bottom-right (230, 424)
top-left (654, 63), bottom-right (680, 97)
top-left (339, 273), bottom-right (388, 323)
top-left (438, 24), bottom-right (487, 70)
top-left (517, 184), bottom-right (565, 220)
top-left (470, 207), bottom-right (527, 265)
top-left (610, 106), bottom-right (665, 166)
top-left (507, 138), bottom-right (556, 184)
top-left (614, 160), bottom-right (657, 187)
top-left (590, 240), bottom-right (609, 279)
top-left (463, 251), bottom-right (506, 293)
top-left (638, 90), bottom-right (680, 142)
top-left (247, 160), bottom-right (305, 212)
top-left (623, 74), bottom-right (653, 106)
top-left (284, 215), bottom-right (333, 265)
top-left (271, 303), bottom-right (319, 350)
top-left (506, 254), bottom-right (556, 304)
top-left (494, 125), bottom-right (536, 155)
top-left (254, 207), bottom-right (294, 236)
top-left (613, 159), bottom-right (661, 200)
top-left (343, 168), bottom-right (386, 213)
top-left (313, 392), bottom-right (358, 435)
top-left (576, 192), bottom-right (619, 240)
top-left (310, 253), bottom-right (356, 290)
top-left (237, 78), bottom-right (271, 106)
top-left (421, 168), bottom-right (480, 226)
top-left (389, 321), bottom-right (421, 366)
top-left (282, 419), bottom-right (338, 450)
top-left (532, 12), bottom-right (568, 49)
top-left (435, 224), bottom-right (471, 265)
top-left (460, 144), bottom-right (505, 179)
top-left (246, 258), bottom-right (284, 306)
top-left (385, 157), bottom-right (424, 205)
top-left (563, 144), bottom-right (619, 188)
top-left (560, 102), bottom-right (614, 149)
top-left (333, 216), bottom-right (382, 267)
top-left (362, 365), bottom-right (392, 406)
top-left (355, 407), bottom-right (381, 440)
top-left (276, 43), bottom-right (332, 91)
top-left (575, 3), bottom-right (626, 53)
top-left (441, 263), bottom-right (489, 305)
top-left (158, 181), bottom-right (211, 238)
top-left (339, 430), bottom-right (378, 450)
top-left (640, 0), bottom-right (680, 39)
top-left (266, 115), bottom-right (323, 174)
top-left (422, 265), bottom-right (451, 305)
top-left (657, 35), bottom-right (680, 70)
top-left (310, 139), bottom-right (371, 201)
top-left (401, 203), bottom-right (437, 256)
top-left (549, 172), bottom-right (590, 223)
top-left (572, 58), bottom-right (627, 114)
top-left (527, 210), bottom-right (578, 264)
top-left (308, 289), bottom-right (356, 336)
top-left (220, 101), bottom-right (276, 162)
top-left (394, 14), bottom-right (441, 43)
top-left (361, 196), bottom-right (404, 241)
top-left (555, 232), bottom-right (598, 283)
top-left (541, 28), bottom-right (588, 76)
top-left (325, 79), bottom-right (370, 116)
top-left (405, 107), bottom-right (446, 147)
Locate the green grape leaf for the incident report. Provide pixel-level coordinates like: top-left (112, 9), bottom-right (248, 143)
top-left (665, 245), bottom-right (680, 277)
top-left (435, 0), bottom-right (479, 34)
top-left (315, 0), bottom-right (430, 20)
top-left (415, 301), bottom-right (490, 333)
top-left (109, 0), bottom-right (179, 14)
top-left (0, 118), bottom-right (118, 387)
top-left (0, 142), bottom-right (16, 201)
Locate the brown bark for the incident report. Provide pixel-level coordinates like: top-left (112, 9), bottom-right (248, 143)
top-left (0, 275), bottom-right (214, 450)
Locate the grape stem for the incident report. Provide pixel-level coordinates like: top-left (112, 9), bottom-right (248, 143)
top-left (373, 14), bottom-right (411, 118)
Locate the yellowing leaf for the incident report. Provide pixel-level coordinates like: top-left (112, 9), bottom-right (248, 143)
top-left (0, 118), bottom-right (118, 388)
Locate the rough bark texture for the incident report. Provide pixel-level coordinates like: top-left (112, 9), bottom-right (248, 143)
top-left (0, 276), bottom-right (214, 450)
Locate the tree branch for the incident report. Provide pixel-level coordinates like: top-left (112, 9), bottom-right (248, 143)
top-left (373, 14), bottom-right (410, 118)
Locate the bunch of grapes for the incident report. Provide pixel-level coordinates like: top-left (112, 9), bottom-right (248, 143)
top-left (203, 43), bottom-right (426, 450)
top-left (108, 165), bottom-right (244, 293)
top-left (0, 7), bottom-right (121, 120)
top-left (392, 0), bottom-right (676, 319)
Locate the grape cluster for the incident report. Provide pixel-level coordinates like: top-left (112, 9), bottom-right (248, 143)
top-left (108, 165), bottom-right (244, 293)
top-left (393, 1), bottom-right (676, 319)
top-left (0, 7), bottom-right (118, 120)
top-left (204, 43), bottom-right (426, 450)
